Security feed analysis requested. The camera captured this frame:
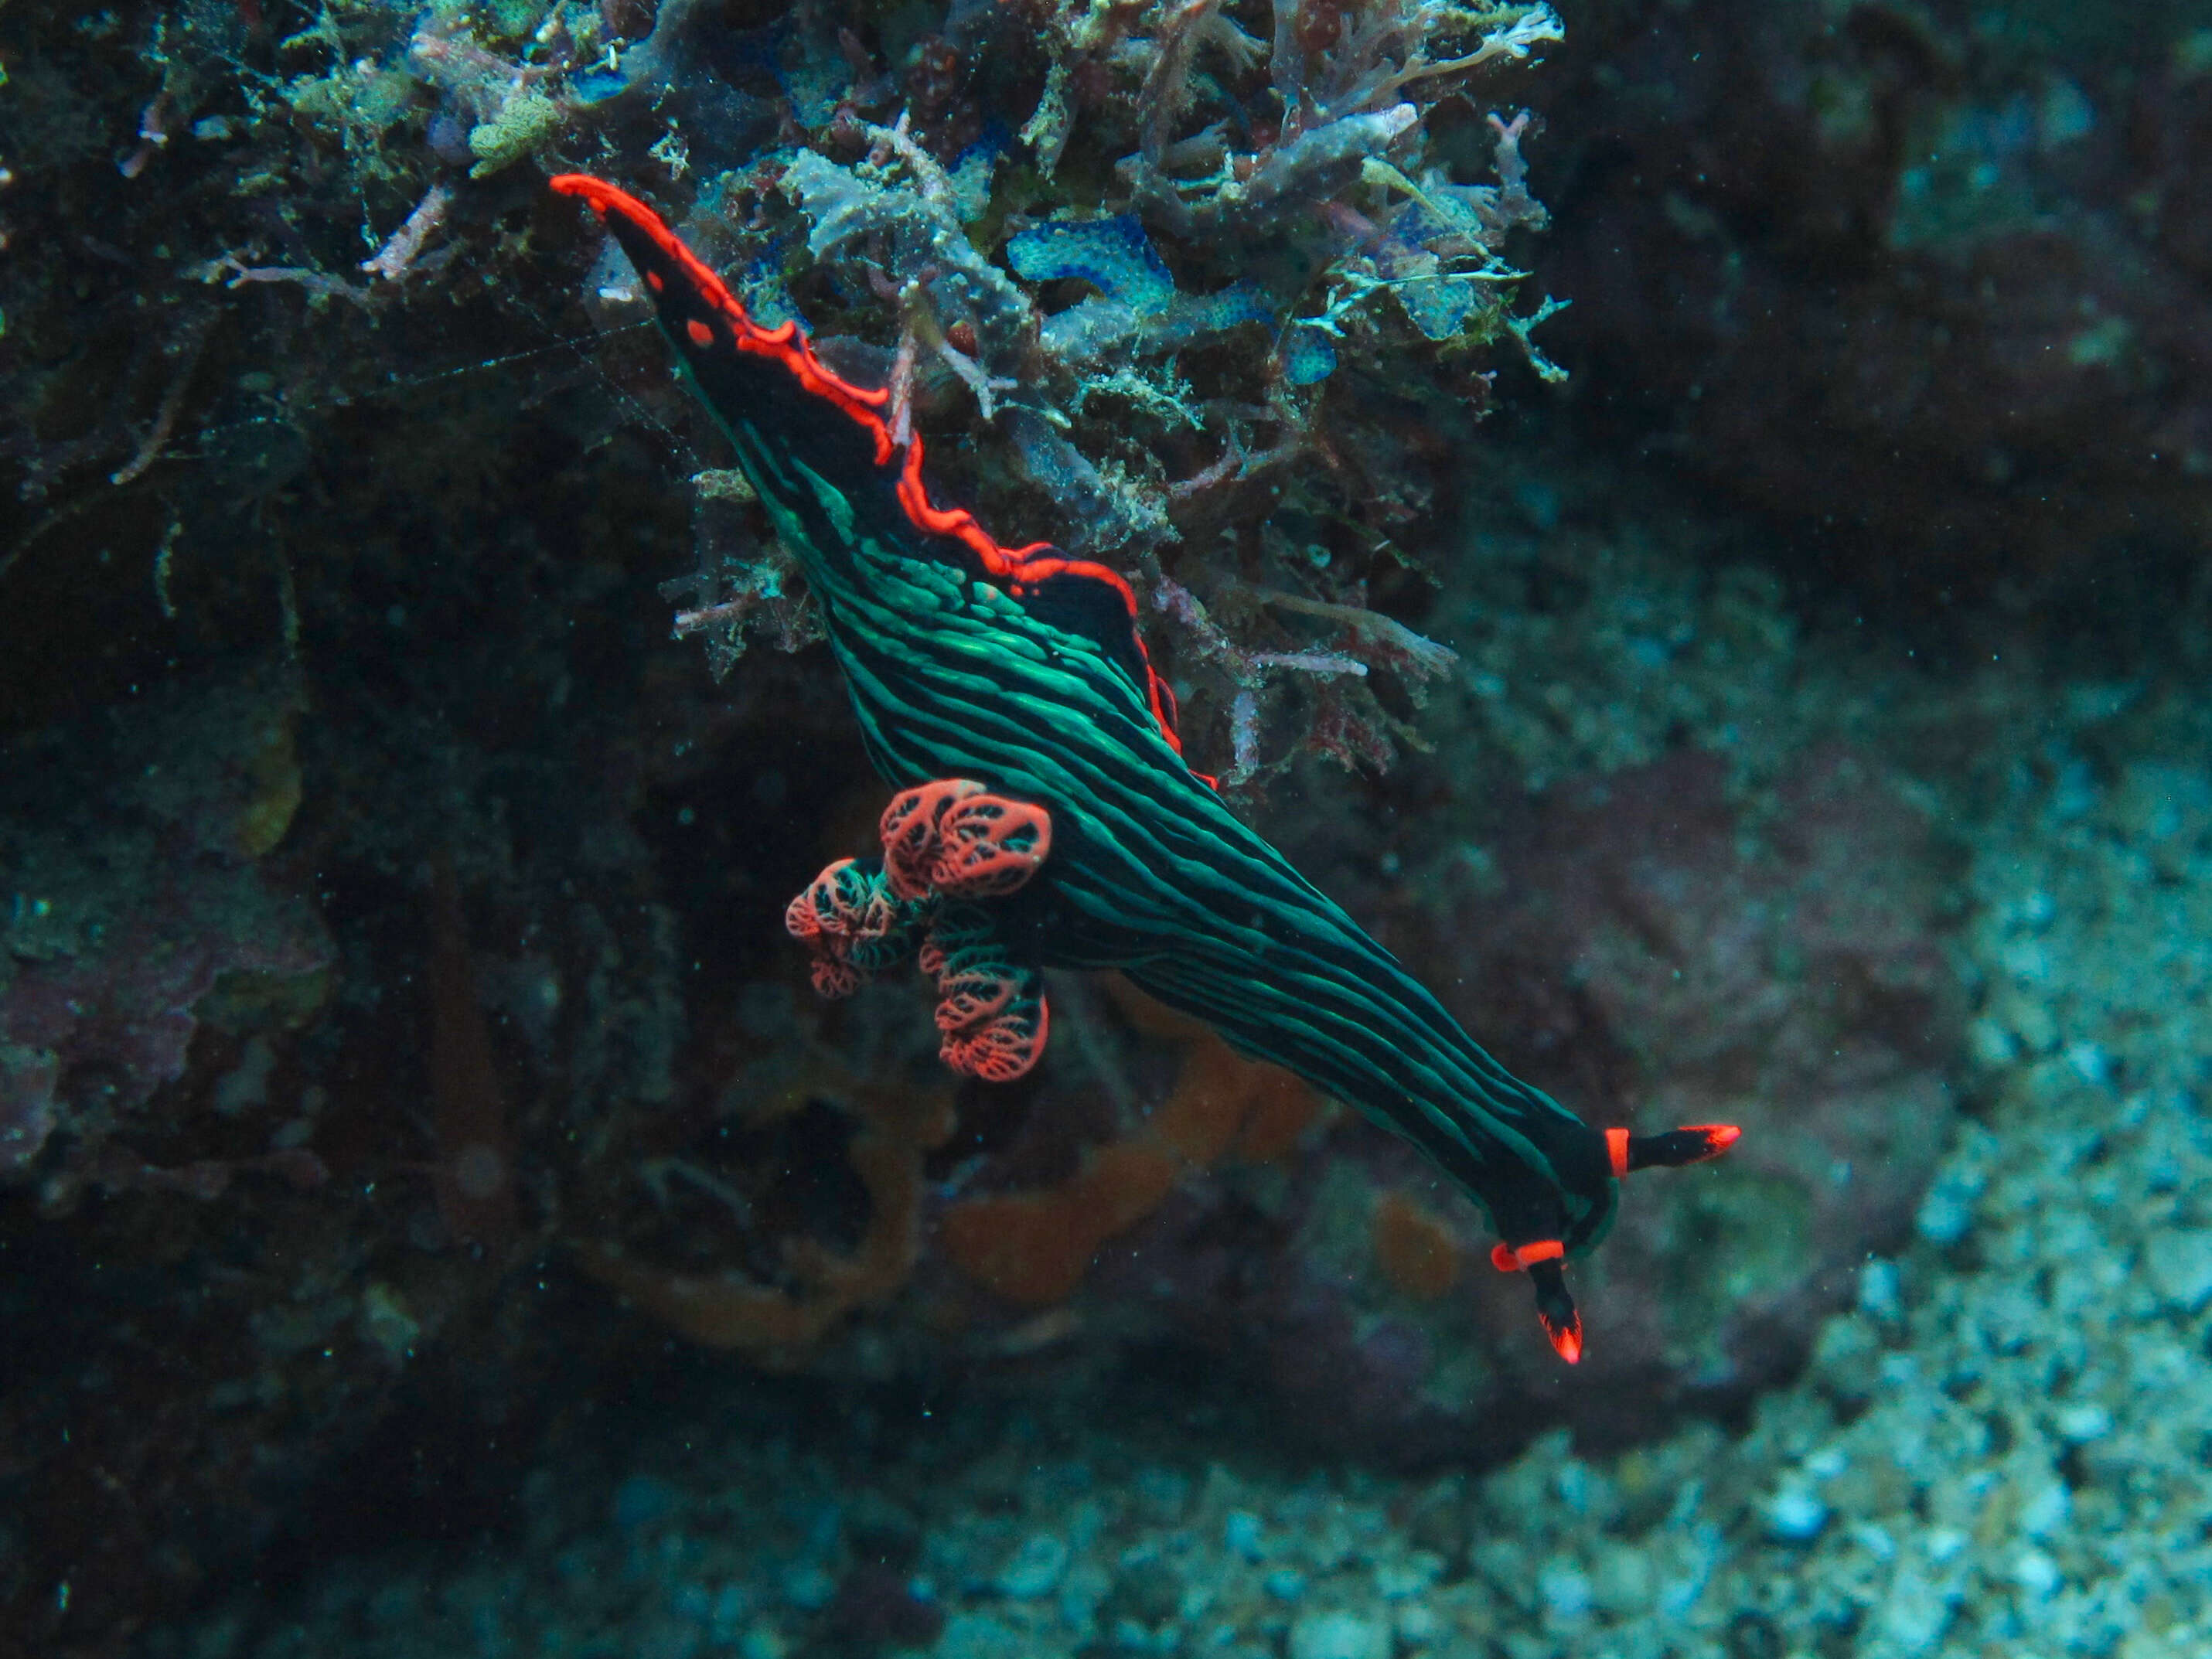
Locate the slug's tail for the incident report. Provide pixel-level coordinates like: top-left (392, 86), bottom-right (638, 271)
top-left (1609, 1122), bottom-right (1742, 1175)
top-left (1492, 1122), bottom-right (1741, 1364)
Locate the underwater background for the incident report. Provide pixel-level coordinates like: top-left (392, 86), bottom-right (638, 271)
top-left (4, 1), bottom-right (2211, 1656)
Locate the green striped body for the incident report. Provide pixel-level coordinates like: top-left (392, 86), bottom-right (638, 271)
top-left (550, 175), bottom-right (1662, 1313)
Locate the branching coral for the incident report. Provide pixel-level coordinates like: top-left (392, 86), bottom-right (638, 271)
top-left (661, 468), bottom-right (822, 681)
top-left (493, 0), bottom-right (1566, 778)
top-left (42, 0), bottom-right (1564, 782)
top-left (1154, 576), bottom-right (1459, 784)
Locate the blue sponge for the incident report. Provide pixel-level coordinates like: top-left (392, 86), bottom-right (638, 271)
top-left (1006, 217), bottom-right (1177, 315)
top-left (1280, 325), bottom-right (1338, 386)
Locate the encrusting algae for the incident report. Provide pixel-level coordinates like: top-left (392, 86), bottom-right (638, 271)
top-left (577, 1072), bottom-right (956, 1371)
top-left (938, 982), bottom-right (1320, 1307)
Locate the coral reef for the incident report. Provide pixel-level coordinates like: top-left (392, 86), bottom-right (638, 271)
top-left (136, 676), bottom-right (2212, 1659)
top-left (10, 0), bottom-right (2189, 1652)
top-left (1372, 1188), bottom-right (1464, 1301)
top-left (1530, 0), bottom-right (2212, 603)
top-left (555, 0), bottom-right (1570, 775)
top-left (0, 673), bottom-right (331, 1184)
top-left (4, 0), bottom-right (1569, 778)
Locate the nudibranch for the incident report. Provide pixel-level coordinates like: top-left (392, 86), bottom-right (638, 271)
top-left (553, 174), bottom-right (1738, 1363)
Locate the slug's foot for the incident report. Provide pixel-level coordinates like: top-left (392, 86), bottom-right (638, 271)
top-left (1491, 1122), bottom-right (1743, 1365)
top-left (785, 782), bottom-right (1056, 1083)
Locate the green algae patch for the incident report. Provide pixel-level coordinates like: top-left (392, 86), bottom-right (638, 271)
top-left (469, 89), bottom-right (559, 178)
